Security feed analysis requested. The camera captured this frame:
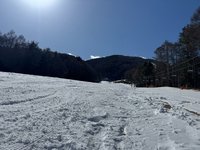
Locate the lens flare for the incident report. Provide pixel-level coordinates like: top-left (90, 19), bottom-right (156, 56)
top-left (23, 0), bottom-right (56, 9)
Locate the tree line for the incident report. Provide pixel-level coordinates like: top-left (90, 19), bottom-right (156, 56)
top-left (0, 30), bottom-right (98, 82)
top-left (132, 6), bottom-right (200, 88)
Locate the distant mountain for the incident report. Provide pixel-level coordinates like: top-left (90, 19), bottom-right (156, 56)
top-left (86, 55), bottom-right (153, 81)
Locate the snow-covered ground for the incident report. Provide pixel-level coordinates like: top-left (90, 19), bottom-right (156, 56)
top-left (0, 71), bottom-right (200, 150)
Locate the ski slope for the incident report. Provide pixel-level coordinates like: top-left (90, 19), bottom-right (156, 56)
top-left (0, 72), bottom-right (200, 150)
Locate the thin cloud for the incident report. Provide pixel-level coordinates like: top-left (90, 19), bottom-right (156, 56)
top-left (68, 53), bottom-right (75, 57)
top-left (140, 56), bottom-right (146, 59)
top-left (90, 55), bottom-right (101, 59)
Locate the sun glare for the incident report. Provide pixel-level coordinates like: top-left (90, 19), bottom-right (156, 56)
top-left (23, 0), bottom-right (56, 9)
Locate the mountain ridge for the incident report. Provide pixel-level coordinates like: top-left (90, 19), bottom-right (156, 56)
top-left (86, 55), bottom-right (154, 81)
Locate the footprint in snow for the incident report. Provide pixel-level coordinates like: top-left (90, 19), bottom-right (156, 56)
top-left (88, 113), bottom-right (109, 122)
top-left (118, 126), bottom-right (126, 136)
top-left (0, 133), bottom-right (5, 140)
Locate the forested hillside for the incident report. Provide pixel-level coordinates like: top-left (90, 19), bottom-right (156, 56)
top-left (0, 31), bottom-right (98, 82)
top-left (0, 30), bottom-right (152, 83)
top-left (87, 55), bottom-right (153, 81)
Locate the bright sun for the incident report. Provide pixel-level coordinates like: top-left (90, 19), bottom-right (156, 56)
top-left (23, 0), bottom-right (56, 9)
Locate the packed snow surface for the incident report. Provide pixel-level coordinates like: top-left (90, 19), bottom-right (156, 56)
top-left (0, 72), bottom-right (200, 150)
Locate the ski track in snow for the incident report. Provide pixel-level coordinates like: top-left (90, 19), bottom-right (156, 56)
top-left (0, 72), bottom-right (200, 150)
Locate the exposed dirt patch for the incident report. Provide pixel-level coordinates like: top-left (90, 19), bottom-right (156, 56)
top-left (164, 104), bottom-right (172, 109)
top-left (182, 101), bottom-right (190, 103)
top-left (161, 101), bottom-right (172, 109)
top-left (185, 109), bottom-right (200, 116)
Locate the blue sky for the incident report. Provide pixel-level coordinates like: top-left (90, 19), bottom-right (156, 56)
top-left (0, 0), bottom-right (199, 60)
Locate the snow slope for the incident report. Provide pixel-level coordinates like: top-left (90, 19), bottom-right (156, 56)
top-left (0, 72), bottom-right (200, 150)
